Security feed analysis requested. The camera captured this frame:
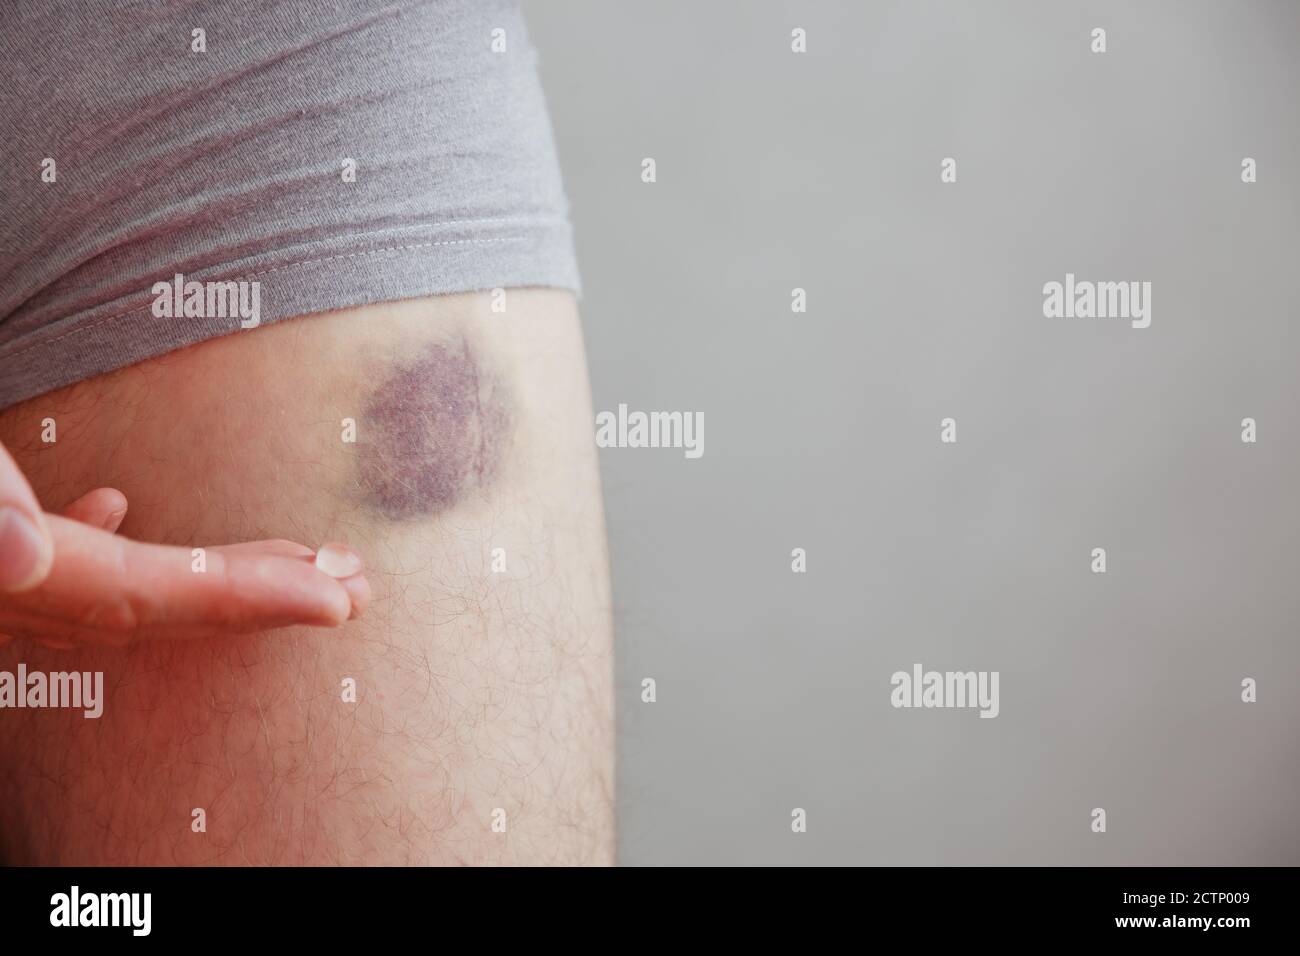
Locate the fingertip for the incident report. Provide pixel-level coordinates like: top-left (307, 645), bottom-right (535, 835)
top-left (312, 578), bottom-right (354, 626)
top-left (213, 550), bottom-right (354, 631)
top-left (61, 487), bottom-right (129, 533)
top-left (100, 489), bottom-right (129, 532)
top-left (341, 573), bottom-right (371, 619)
top-left (267, 562), bottom-right (353, 628)
top-left (0, 505), bottom-right (54, 593)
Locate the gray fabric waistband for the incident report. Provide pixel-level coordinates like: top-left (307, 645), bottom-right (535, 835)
top-left (0, 0), bottom-right (579, 409)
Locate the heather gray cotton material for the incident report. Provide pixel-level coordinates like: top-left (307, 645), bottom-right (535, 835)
top-left (0, 0), bottom-right (579, 409)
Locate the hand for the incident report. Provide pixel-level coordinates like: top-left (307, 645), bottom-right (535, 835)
top-left (0, 442), bottom-right (369, 648)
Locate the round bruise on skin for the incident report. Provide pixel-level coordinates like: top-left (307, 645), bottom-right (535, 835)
top-left (356, 335), bottom-right (512, 520)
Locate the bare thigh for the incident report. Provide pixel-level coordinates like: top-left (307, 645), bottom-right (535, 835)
top-left (0, 288), bottom-right (614, 865)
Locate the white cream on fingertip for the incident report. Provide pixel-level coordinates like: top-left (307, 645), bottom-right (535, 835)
top-left (314, 543), bottom-right (363, 579)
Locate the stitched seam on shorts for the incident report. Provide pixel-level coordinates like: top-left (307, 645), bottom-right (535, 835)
top-left (1, 236), bottom-right (527, 360)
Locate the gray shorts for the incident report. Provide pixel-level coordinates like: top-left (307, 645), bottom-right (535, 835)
top-left (0, 0), bottom-right (579, 409)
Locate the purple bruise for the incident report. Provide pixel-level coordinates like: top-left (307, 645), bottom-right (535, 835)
top-left (357, 337), bottom-right (509, 519)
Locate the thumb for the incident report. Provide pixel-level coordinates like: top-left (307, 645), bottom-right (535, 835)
top-left (0, 441), bottom-right (54, 592)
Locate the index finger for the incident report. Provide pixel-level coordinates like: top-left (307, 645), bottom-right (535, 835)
top-left (11, 514), bottom-right (362, 642)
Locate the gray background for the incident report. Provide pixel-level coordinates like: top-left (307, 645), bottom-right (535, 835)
top-left (528, 0), bottom-right (1300, 865)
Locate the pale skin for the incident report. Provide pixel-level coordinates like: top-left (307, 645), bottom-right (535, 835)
top-left (0, 288), bottom-right (614, 865)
